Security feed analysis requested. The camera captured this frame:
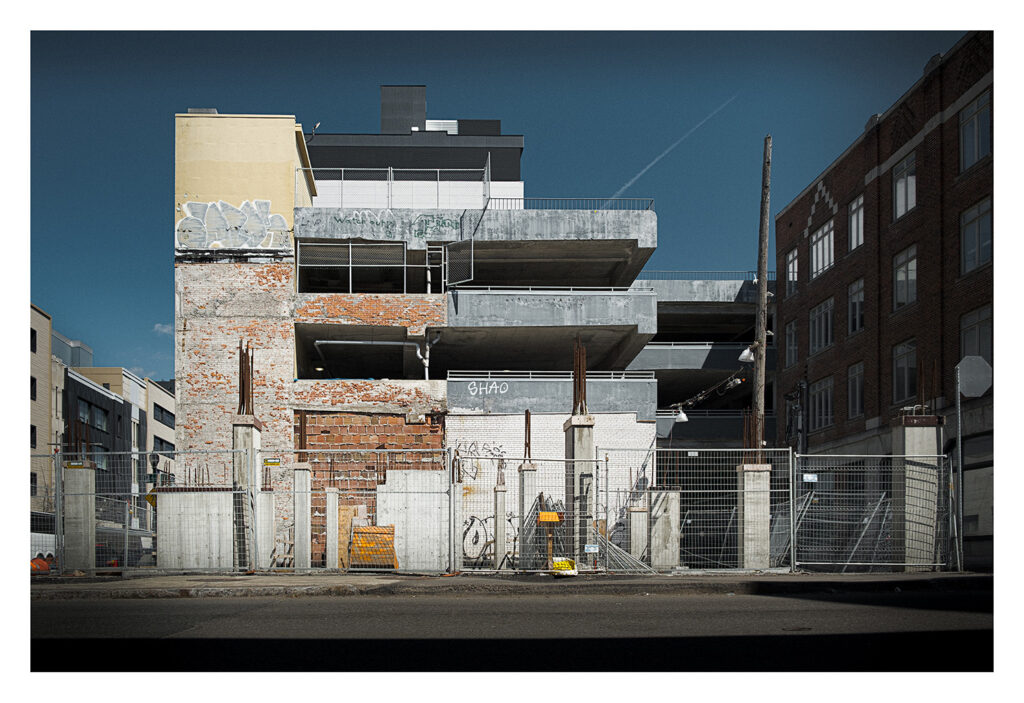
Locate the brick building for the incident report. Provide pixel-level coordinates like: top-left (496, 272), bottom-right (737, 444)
top-left (773, 32), bottom-right (992, 567)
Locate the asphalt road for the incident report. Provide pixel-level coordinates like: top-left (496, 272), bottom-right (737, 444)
top-left (32, 589), bottom-right (992, 670)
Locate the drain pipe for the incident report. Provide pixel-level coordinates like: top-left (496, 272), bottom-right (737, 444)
top-left (315, 334), bottom-right (441, 380)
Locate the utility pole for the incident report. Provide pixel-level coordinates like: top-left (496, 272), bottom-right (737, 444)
top-left (752, 135), bottom-right (772, 449)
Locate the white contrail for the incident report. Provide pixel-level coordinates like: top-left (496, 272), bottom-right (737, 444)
top-left (603, 93), bottom-right (739, 206)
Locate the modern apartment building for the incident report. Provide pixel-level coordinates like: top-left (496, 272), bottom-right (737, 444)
top-left (773, 31), bottom-right (992, 567)
top-left (30, 305), bottom-right (53, 510)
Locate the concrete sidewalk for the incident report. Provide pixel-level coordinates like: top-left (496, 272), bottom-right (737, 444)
top-left (30, 570), bottom-right (991, 600)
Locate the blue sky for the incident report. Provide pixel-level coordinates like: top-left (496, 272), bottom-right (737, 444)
top-left (29, 29), bottom-right (968, 381)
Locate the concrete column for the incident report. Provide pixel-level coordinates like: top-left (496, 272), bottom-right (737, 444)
top-left (518, 461), bottom-right (538, 569)
top-left (325, 486), bottom-right (339, 570)
top-left (64, 463), bottom-right (96, 574)
top-left (891, 416), bottom-right (943, 572)
top-left (293, 464), bottom-right (311, 569)
top-left (650, 491), bottom-right (680, 570)
top-left (629, 507), bottom-right (648, 562)
top-left (564, 414), bottom-right (596, 561)
top-left (493, 484), bottom-right (507, 569)
top-left (231, 415), bottom-right (262, 571)
top-left (737, 464), bottom-right (772, 570)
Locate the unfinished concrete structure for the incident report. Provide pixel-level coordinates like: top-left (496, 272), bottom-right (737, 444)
top-left (172, 87), bottom-right (781, 571)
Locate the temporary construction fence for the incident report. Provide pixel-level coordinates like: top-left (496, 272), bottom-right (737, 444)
top-left (791, 454), bottom-right (953, 572)
top-left (452, 454), bottom-right (628, 573)
top-left (259, 448), bottom-right (450, 572)
top-left (36, 447), bottom-right (958, 575)
top-left (600, 447), bottom-right (794, 571)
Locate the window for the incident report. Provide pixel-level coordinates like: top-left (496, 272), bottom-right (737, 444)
top-left (31, 473), bottom-right (38, 496)
top-left (78, 400), bottom-right (109, 432)
top-left (785, 320), bottom-right (798, 368)
top-left (893, 339), bottom-right (917, 404)
top-left (961, 197), bottom-right (992, 274)
top-left (848, 195), bottom-right (864, 250)
top-left (893, 152), bottom-right (916, 220)
top-left (893, 245), bottom-right (917, 310)
top-left (30, 424), bottom-right (36, 449)
top-left (154, 436), bottom-right (175, 456)
top-left (93, 446), bottom-right (109, 471)
top-left (960, 90), bottom-right (991, 172)
top-left (848, 279), bottom-right (864, 334)
top-left (297, 241), bottom-right (411, 293)
top-left (31, 328), bottom-right (36, 353)
top-left (960, 305), bottom-right (993, 366)
top-left (153, 403), bottom-right (175, 429)
top-left (809, 377), bottom-right (834, 432)
top-left (785, 248), bottom-right (798, 296)
top-left (31, 376), bottom-right (37, 401)
top-left (808, 298), bottom-right (834, 355)
top-left (810, 220), bottom-right (834, 279)
top-left (848, 362), bottom-right (864, 419)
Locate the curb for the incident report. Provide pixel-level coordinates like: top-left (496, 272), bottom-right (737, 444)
top-left (31, 574), bottom-right (991, 600)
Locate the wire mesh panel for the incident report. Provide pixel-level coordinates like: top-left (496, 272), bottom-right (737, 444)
top-left (600, 448), bottom-right (792, 571)
top-left (446, 238), bottom-right (474, 286)
top-left (793, 454), bottom-right (951, 572)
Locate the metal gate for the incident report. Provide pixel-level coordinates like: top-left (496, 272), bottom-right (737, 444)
top-left (792, 454), bottom-right (953, 572)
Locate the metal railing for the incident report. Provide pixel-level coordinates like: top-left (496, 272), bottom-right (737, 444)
top-left (298, 166), bottom-right (489, 210)
top-left (451, 285), bottom-right (651, 293)
top-left (448, 370), bottom-right (655, 380)
top-left (488, 197), bottom-right (655, 211)
top-left (636, 270), bottom-right (777, 281)
top-left (655, 409), bottom-right (777, 418)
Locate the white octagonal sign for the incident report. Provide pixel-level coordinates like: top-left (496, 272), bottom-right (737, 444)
top-left (957, 355), bottom-right (992, 398)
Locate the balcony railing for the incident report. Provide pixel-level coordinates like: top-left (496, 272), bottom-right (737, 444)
top-left (451, 285), bottom-right (650, 293)
top-left (448, 370), bottom-right (655, 380)
top-left (655, 409), bottom-right (777, 418)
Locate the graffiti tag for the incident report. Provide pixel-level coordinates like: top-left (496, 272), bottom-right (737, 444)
top-left (467, 381), bottom-right (509, 397)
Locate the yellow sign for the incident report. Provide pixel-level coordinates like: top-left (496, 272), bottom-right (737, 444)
top-left (538, 511), bottom-right (560, 523)
top-left (144, 490), bottom-right (157, 508)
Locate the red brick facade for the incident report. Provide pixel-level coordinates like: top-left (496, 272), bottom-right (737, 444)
top-left (774, 32), bottom-right (993, 450)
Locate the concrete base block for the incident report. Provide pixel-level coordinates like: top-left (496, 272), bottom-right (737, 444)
top-left (737, 464), bottom-right (771, 570)
top-left (629, 507), bottom-right (648, 561)
top-left (650, 491), bottom-right (680, 570)
top-left (293, 468), bottom-right (311, 569)
top-left (64, 466), bottom-right (96, 573)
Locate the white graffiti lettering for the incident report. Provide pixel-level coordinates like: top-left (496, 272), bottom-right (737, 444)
top-left (466, 380), bottom-right (510, 397)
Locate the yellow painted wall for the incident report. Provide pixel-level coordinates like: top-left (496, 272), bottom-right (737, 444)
top-left (174, 114), bottom-right (314, 232)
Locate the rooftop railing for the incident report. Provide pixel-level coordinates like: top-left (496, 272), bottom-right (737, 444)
top-left (488, 197), bottom-right (655, 211)
top-left (636, 270), bottom-right (776, 281)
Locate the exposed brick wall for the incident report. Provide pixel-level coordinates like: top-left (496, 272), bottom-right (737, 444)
top-left (295, 294), bottom-right (445, 335)
top-left (175, 261), bottom-right (296, 480)
top-left (773, 32), bottom-right (993, 451)
top-left (295, 410), bottom-right (444, 456)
